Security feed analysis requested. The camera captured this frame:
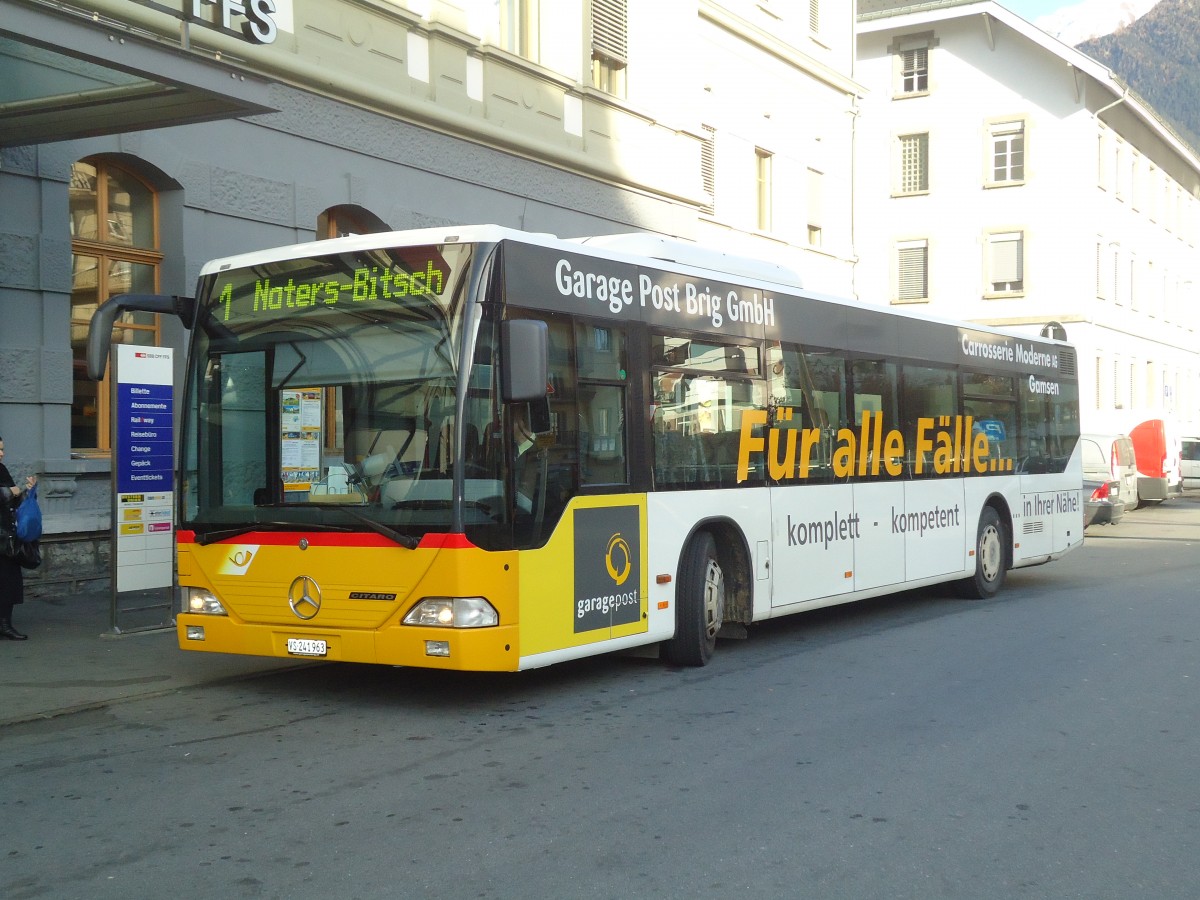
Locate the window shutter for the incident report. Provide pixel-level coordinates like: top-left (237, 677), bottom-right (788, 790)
top-left (592, 0), bottom-right (627, 65)
top-left (991, 234), bottom-right (1022, 283)
top-left (701, 125), bottom-right (716, 215)
top-left (1112, 246), bottom-right (1120, 301)
top-left (898, 242), bottom-right (928, 300)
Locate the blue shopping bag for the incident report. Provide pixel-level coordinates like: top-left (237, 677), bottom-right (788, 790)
top-left (16, 483), bottom-right (41, 542)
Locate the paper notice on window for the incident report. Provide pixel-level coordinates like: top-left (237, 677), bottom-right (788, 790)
top-left (281, 389), bottom-right (323, 492)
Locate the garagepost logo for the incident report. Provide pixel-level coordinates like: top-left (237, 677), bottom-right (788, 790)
top-left (574, 507), bottom-right (641, 633)
top-left (605, 533), bottom-right (632, 585)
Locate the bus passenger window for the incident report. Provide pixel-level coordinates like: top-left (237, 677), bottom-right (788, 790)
top-left (964, 372), bottom-right (1016, 469)
top-left (769, 347), bottom-right (845, 483)
top-left (653, 372), bottom-right (765, 488)
top-left (575, 321), bottom-right (628, 486)
top-left (850, 359), bottom-right (898, 480)
top-left (578, 384), bottom-right (625, 484)
top-left (900, 364), bottom-right (955, 477)
top-left (1019, 377), bottom-right (1079, 473)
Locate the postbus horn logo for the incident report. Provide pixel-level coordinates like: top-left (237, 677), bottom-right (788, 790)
top-left (288, 575), bottom-right (322, 620)
top-left (605, 532), bottom-right (632, 586)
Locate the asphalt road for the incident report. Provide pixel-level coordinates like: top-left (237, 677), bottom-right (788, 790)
top-left (2, 497), bottom-right (1199, 899)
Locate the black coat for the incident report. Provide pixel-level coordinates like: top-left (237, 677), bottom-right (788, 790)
top-left (0, 463), bottom-right (25, 605)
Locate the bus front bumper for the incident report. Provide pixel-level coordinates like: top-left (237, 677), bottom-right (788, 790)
top-left (177, 614), bottom-right (521, 672)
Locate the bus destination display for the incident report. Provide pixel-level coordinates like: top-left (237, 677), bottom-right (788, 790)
top-left (213, 257), bottom-right (448, 323)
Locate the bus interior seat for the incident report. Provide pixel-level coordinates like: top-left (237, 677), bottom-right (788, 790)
top-left (709, 430), bottom-right (744, 485)
top-left (653, 430), bottom-right (686, 486)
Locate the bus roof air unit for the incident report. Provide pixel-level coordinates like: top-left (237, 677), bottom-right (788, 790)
top-left (571, 233), bottom-right (803, 289)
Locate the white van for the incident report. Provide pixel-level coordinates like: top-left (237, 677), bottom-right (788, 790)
top-left (1182, 437), bottom-right (1200, 488)
top-left (1080, 433), bottom-right (1139, 511)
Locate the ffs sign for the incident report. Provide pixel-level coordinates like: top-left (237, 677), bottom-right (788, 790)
top-left (191, 0), bottom-right (278, 45)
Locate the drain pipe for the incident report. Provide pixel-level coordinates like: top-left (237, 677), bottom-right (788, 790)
top-left (1094, 88), bottom-right (1128, 120)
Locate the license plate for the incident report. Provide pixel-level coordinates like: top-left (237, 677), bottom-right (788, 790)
top-left (286, 638), bottom-right (327, 657)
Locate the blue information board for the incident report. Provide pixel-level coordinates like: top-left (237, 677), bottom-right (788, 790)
top-left (113, 346), bottom-right (175, 595)
top-left (116, 382), bottom-right (174, 493)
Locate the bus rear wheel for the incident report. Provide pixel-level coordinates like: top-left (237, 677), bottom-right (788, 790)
top-left (958, 506), bottom-right (1007, 600)
top-left (663, 531), bottom-right (725, 667)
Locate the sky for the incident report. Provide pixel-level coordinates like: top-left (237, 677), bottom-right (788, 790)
top-left (1000, 0), bottom-right (1079, 19)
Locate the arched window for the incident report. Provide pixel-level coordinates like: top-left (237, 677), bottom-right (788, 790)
top-left (70, 158), bottom-right (163, 452)
top-left (316, 205), bottom-right (390, 240)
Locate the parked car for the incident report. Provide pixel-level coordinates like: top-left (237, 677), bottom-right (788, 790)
top-left (1182, 436), bottom-right (1200, 489)
top-left (1080, 433), bottom-right (1138, 514)
top-left (1084, 477), bottom-right (1124, 529)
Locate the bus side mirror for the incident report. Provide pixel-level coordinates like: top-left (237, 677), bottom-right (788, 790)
top-left (500, 319), bottom-right (548, 402)
top-left (86, 293), bottom-right (195, 381)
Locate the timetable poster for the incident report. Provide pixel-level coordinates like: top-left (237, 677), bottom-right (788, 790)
top-left (281, 389), bottom-right (322, 492)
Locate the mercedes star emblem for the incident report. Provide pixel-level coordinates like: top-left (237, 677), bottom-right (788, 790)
top-left (288, 575), bottom-right (322, 620)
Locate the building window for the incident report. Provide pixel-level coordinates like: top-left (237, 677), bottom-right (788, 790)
top-left (898, 46), bottom-right (928, 95)
top-left (806, 167), bottom-right (823, 247)
top-left (1112, 244), bottom-right (1122, 305)
top-left (500, 0), bottom-right (539, 61)
top-left (988, 121), bottom-right (1025, 184)
top-left (700, 124), bottom-right (716, 215)
top-left (1130, 152), bottom-right (1141, 211)
top-left (986, 231), bottom-right (1024, 294)
top-left (896, 240), bottom-right (929, 302)
top-left (1130, 254), bottom-right (1140, 312)
top-left (756, 148), bottom-right (773, 232)
top-left (1147, 165), bottom-right (1159, 222)
top-left (591, 0), bottom-right (627, 97)
top-left (317, 205), bottom-right (390, 239)
top-left (70, 159), bottom-right (162, 453)
top-left (1115, 142), bottom-right (1126, 201)
top-left (898, 133), bottom-right (929, 194)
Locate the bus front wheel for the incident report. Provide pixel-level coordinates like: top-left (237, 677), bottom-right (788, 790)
top-left (958, 506), bottom-right (1007, 600)
top-left (663, 531), bottom-right (725, 667)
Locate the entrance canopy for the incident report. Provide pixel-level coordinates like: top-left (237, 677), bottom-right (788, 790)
top-left (0, 1), bottom-right (273, 148)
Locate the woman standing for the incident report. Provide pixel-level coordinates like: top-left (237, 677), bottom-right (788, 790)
top-left (0, 436), bottom-right (36, 641)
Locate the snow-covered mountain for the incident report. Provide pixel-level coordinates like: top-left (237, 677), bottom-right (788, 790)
top-left (1033, 0), bottom-right (1162, 46)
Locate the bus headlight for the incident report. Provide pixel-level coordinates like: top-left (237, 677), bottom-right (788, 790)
top-left (403, 597), bottom-right (498, 628)
top-left (182, 587), bottom-right (227, 615)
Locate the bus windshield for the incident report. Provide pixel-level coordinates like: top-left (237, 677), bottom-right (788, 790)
top-left (180, 242), bottom-right (496, 544)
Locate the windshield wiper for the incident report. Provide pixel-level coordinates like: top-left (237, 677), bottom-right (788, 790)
top-left (336, 507), bottom-right (420, 550)
top-left (192, 521), bottom-right (352, 545)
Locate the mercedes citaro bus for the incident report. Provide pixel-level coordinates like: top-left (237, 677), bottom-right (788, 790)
top-left (88, 225), bottom-right (1083, 671)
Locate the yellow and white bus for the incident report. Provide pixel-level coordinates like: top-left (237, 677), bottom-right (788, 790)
top-left (88, 225), bottom-right (1083, 671)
